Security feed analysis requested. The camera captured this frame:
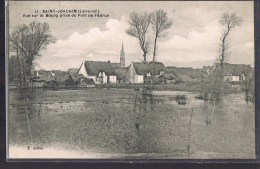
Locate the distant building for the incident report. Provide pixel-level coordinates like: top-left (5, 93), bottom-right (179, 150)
top-left (67, 68), bottom-right (79, 75)
top-left (78, 61), bottom-right (117, 84)
top-left (125, 62), bottom-right (166, 83)
top-left (166, 67), bottom-right (206, 83)
top-left (33, 70), bottom-right (55, 82)
top-left (32, 69), bottom-right (70, 84)
top-left (158, 73), bottom-right (177, 84)
top-left (211, 63), bottom-right (252, 82)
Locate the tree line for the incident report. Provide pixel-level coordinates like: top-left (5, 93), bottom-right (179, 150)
top-left (9, 21), bottom-right (56, 87)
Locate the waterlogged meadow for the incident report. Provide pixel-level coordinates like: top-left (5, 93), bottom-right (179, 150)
top-left (8, 88), bottom-right (255, 159)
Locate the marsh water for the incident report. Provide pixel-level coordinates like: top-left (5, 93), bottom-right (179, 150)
top-left (8, 88), bottom-right (255, 159)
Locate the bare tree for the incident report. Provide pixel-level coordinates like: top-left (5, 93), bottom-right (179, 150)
top-left (9, 21), bottom-right (56, 87)
top-left (218, 12), bottom-right (242, 72)
top-left (151, 10), bottom-right (173, 62)
top-left (126, 12), bottom-right (152, 63)
top-left (213, 12), bottom-right (242, 100)
top-left (150, 10), bottom-right (173, 89)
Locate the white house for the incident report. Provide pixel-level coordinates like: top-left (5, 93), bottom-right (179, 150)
top-left (78, 61), bottom-right (117, 84)
top-left (215, 63), bottom-right (250, 82)
top-left (224, 75), bottom-right (241, 82)
top-left (125, 62), bottom-right (166, 83)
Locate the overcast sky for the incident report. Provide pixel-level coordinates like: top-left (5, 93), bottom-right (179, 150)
top-left (9, 1), bottom-right (254, 70)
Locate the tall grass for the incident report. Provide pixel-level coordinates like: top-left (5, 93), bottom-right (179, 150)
top-left (187, 108), bottom-right (193, 158)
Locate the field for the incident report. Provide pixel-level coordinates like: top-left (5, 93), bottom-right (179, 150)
top-left (8, 88), bottom-right (255, 159)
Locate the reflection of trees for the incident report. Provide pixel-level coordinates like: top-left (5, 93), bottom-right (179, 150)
top-left (243, 69), bottom-right (255, 102)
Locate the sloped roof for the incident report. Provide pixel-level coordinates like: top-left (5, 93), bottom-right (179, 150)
top-left (114, 67), bottom-right (127, 80)
top-left (214, 63), bottom-right (252, 76)
top-left (111, 63), bottom-right (122, 68)
top-left (83, 61), bottom-right (117, 76)
top-left (166, 67), bottom-right (204, 78)
top-left (159, 72), bottom-right (176, 80)
top-left (36, 74), bottom-right (56, 82)
top-left (33, 70), bottom-right (66, 76)
top-left (132, 62), bottom-right (166, 75)
top-left (67, 68), bottom-right (79, 74)
top-left (34, 70), bottom-right (51, 76)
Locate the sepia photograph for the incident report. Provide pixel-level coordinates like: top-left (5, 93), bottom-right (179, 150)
top-left (7, 1), bottom-right (255, 159)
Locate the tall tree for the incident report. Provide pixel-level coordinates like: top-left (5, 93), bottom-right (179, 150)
top-left (126, 12), bottom-right (152, 63)
top-left (150, 10), bottom-right (173, 89)
top-left (218, 12), bottom-right (242, 70)
top-left (9, 21), bottom-right (56, 86)
top-left (213, 12), bottom-right (242, 100)
top-left (151, 10), bottom-right (173, 62)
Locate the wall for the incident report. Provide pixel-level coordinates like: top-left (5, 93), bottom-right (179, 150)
top-left (231, 76), bottom-right (240, 82)
top-left (125, 63), bottom-right (136, 83)
top-left (109, 76), bottom-right (117, 83)
top-left (224, 75), bottom-right (240, 82)
top-left (78, 62), bottom-right (88, 77)
top-left (135, 75), bottom-right (144, 83)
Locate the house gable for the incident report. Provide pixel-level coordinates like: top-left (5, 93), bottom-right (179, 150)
top-left (78, 61), bottom-right (117, 83)
top-left (78, 61), bottom-right (89, 77)
top-left (125, 62), bottom-right (142, 83)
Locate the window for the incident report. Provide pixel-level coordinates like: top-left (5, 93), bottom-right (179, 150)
top-left (160, 71), bottom-right (164, 75)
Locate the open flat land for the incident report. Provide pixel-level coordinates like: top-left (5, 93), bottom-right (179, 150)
top-left (8, 88), bottom-right (255, 159)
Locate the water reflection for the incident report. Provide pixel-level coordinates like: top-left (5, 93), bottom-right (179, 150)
top-left (8, 89), bottom-right (255, 158)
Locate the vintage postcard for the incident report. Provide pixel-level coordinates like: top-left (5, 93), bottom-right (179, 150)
top-left (7, 1), bottom-right (255, 159)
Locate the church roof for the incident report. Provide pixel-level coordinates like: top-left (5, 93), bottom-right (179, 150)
top-left (120, 43), bottom-right (125, 58)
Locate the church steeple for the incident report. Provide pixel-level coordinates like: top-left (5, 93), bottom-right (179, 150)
top-left (120, 43), bottom-right (125, 67)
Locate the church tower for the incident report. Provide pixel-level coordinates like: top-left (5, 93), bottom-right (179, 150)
top-left (120, 43), bottom-right (125, 67)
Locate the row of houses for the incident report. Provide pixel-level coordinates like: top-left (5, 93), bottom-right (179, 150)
top-left (29, 43), bottom-right (253, 86)
top-left (31, 60), bottom-right (252, 87)
top-left (75, 60), bottom-right (252, 85)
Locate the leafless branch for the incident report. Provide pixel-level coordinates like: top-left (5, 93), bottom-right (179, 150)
top-left (9, 21), bottom-right (56, 86)
top-left (126, 12), bottom-right (152, 62)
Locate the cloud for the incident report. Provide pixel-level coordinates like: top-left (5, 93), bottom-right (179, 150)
top-left (39, 16), bottom-right (143, 70)
top-left (158, 21), bottom-right (221, 64)
top-left (35, 1), bottom-right (254, 70)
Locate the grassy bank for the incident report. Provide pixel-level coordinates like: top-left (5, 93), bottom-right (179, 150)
top-left (9, 82), bottom-right (245, 95)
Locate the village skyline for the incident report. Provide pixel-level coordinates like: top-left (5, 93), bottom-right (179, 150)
top-left (9, 1), bottom-right (254, 71)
